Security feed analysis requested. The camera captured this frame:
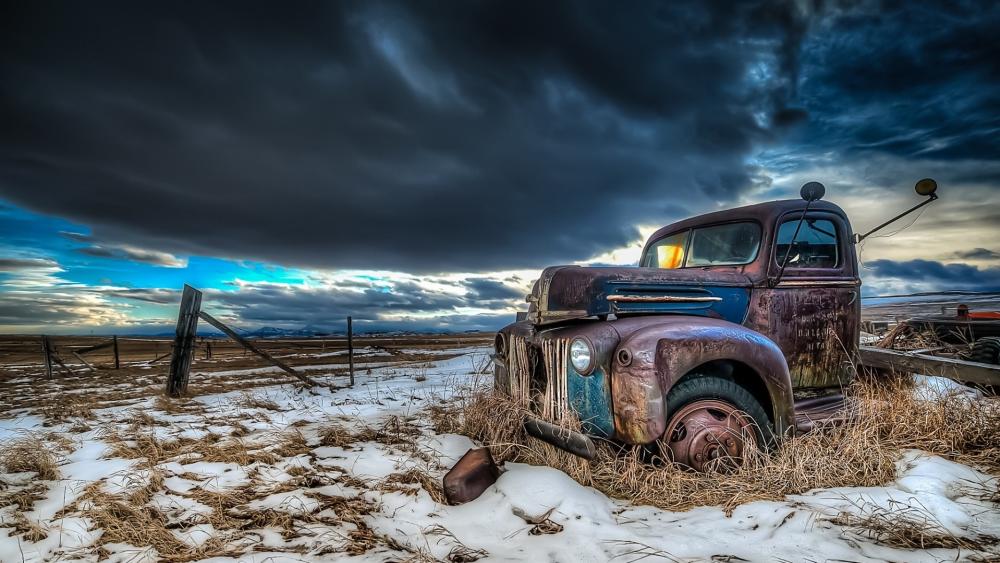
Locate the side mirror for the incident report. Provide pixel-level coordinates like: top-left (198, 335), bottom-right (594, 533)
top-left (915, 178), bottom-right (938, 197)
top-left (854, 177), bottom-right (939, 243)
top-left (800, 181), bottom-right (826, 202)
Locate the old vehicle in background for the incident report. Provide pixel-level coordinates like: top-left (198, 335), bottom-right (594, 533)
top-left (492, 179), bottom-right (1000, 470)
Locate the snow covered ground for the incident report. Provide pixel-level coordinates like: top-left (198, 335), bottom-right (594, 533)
top-left (1, 345), bottom-right (998, 562)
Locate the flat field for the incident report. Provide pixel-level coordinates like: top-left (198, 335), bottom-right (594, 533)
top-left (1, 333), bottom-right (998, 562)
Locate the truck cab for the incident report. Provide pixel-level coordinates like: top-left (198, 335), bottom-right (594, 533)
top-left (493, 194), bottom-right (861, 470)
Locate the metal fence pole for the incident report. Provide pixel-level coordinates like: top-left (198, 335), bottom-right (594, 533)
top-left (348, 316), bottom-right (354, 387)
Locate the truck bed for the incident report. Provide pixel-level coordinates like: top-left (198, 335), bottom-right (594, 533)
top-left (859, 345), bottom-right (1000, 388)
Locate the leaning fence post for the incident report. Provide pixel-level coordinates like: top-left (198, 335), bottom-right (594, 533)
top-left (41, 335), bottom-right (53, 379)
top-left (113, 335), bottom-right (120, 369)
top-left (348, 316), bottom-right (354, 387)
top-left (166, 284), bottom-right (202, 397)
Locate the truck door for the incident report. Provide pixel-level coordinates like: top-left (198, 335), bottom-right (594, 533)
top-left (745, 211), bottom-right (860, 389)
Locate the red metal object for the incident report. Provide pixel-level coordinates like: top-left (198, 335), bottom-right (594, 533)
top-left (442, 448), bottom-right (500, 505)
top-left (658, 399), bottom-right (756, 471)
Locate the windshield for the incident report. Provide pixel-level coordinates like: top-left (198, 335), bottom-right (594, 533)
top-left (642, 222), bottom-right (761, 269)
top-left (641, 231), bottom-right (687, 268)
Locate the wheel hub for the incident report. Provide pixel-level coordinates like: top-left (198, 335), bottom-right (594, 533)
top-left (660, 399), bottom-right (756, 472)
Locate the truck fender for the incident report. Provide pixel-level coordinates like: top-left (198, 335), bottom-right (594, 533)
top-left (610, 316), bottom-right (794, 445)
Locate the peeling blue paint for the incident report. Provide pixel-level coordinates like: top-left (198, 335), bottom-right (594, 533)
top-left (604, 282), bottom-right (750, 323)
top-left (567, 364), bottom-right (615, 437)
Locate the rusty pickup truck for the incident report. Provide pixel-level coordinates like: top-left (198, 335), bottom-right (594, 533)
top-left (492, 179), bottom-right (966, 470)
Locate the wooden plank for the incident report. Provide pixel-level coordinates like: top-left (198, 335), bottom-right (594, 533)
top-left (71, 351), bottom-right (95, 372)
top-left (198, 311), bottom-right (319, 388)
top-left (41, 335), bottom-right (53, 379)
top-left (73, 340), bottom-right (115, 355)
top-left (51, 353), bottom-right (75, 377)
top-left (166, 284), bottom-right (203, 397)
top-left (145, 351), bottom-right (172, 365)
top-left (859, 345), bottom-right (1000, 387)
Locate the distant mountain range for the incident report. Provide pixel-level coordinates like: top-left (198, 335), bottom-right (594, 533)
top-left (180, 325), bottom-right (484, 338)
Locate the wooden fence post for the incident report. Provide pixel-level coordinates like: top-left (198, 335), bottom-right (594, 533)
top-left (41, 335), bottom-right (53, 379)
top-left (348, 316), bottom-right (354, 387)
top-left (166, 284), bottom-right (202, 397)
top-left (113, 335), bottom-right (120, 369)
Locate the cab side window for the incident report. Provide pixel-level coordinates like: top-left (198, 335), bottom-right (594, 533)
top-left (775, 218), bottom-right (839, 269)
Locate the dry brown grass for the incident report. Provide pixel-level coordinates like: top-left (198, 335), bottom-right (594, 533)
top-left (318, 422), bottom-right (355, 448)
top-left (457, 375), bottom-right (1000, 514)
top-left (827, 497), bottom-right (999, 550)
top-left (427, 402), bottom-right (462, 435)
top-left (35, 393), bottom-right (95, 424)
top-left (103, 428), bottom-right (278, 468)
top-left (856, 374), bottom-right (1000, 471)
top-left (8, 514), bottom-right (48, 542)
top-left (380, 468), bottom-right (447, 504)
top-left (0, 436), bottom-right (60, 480)
top-left (234, 391), bottom-right (283, 411)
top-left (271, 428), bottom-right (311, 458)
top-left (0, 482), bottom-right (50, 512)
top-left (153, 394), bottom-right (207, 415)
top-left (75, 483), bottom-right (238, 562)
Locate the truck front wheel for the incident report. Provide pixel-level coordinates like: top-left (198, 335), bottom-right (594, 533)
top-left (655, 376), bottom-right (773, 472)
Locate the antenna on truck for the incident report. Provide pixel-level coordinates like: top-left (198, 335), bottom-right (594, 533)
top-left (854, 178), bottom-right (939, 244)
top-left (770, 181), bottom-right (825, 287)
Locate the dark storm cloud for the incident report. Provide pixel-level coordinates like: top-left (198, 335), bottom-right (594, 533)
top-left (201, 276), bottom-right (523, 329)
top-left (865, 259), bottom-right (1000, 290)
top-left (0, 1), bottom-right (814, 272)
top-left (790, 0), bottom-right (1000, 168)
top-left (954, 248), bottom-right (1000, 261)
top-left (0, 258), bottom-right (58, 271)
top-left (462, 279), bottom-right (525, 302)
top-left (99, 287), bottom-right (179, 305)
top-left (60, 232), bottom-right (186, 267)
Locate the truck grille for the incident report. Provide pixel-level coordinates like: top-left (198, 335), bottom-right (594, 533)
top-left (507, 336), bottom-right (569, 421)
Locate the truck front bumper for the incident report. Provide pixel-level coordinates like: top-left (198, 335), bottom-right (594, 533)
top-left (523, 415), bottom-right (597, 460)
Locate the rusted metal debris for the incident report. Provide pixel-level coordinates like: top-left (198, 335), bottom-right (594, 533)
top-left (443, 448), bottom-right (500, 505)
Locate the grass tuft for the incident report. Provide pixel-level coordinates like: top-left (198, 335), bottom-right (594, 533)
top-left (827, 496), bottom-right (999, 550)
top-left (0, 436), bottom-right (60, 480)
top-left (380, 468), bottom-right (447, 504)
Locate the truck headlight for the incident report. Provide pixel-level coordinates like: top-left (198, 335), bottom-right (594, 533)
top-left (570, 338), bottom-right (595, 375)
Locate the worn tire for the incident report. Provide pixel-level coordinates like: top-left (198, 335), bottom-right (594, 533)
top-left (970, 337), bottom-right (1000, 365)
top-left (968, 337), bottom-right (1000, 396)
top-left (656, 376), bottom-right (774, 469)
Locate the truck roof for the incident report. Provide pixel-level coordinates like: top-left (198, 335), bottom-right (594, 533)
top-left (645, 199), bottom-right (850, 244)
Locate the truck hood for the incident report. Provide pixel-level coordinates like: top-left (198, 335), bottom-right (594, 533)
top-left (526, 265), bottom-right (752, 326)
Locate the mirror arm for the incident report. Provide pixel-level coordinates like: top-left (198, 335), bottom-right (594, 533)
top-left (853, 193), bottom-right (938, 244)
top-left (769, 200), bottom-right (813, 288)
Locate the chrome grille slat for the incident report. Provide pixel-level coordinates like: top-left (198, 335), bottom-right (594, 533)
top-left (505, 336), bottom-right (570, 422)
top-left (542, 338), bottom-right (570, 422)
top-left (508, 335), bottom-right (531, 407)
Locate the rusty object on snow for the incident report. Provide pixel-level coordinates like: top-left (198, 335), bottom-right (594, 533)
top-left (443, 448), bottom-right (500, 505)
